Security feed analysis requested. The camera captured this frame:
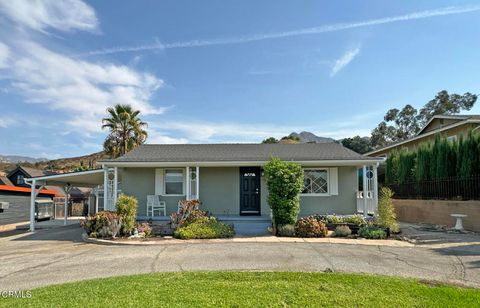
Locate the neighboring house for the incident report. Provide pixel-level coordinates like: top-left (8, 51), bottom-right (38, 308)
top-left (366, 114), bottom-right (480, 157)
top-left (0, 184), bottom-right (57, 230)
top-left (7, 166), bottom-right (56, 187)
top-left (97, 143), bottom-right (383, 220)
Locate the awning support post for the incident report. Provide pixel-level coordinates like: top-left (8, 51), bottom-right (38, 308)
top-left (64, 185), bottom-right (71, 226)
top-left (29, 179), bottom-right (36, 232)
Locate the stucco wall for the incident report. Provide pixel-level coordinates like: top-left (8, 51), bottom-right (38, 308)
top-left (299, 166), bottom-right (357, 216)
top-left (199, 167), bottom-right (239, 215)
top-left (120, 165), bottom-right (358, 218)
top-left (393, 199), bottom-right (480, 232)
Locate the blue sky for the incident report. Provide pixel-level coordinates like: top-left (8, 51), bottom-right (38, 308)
top-left (0, 1), bottom-right (479, 158)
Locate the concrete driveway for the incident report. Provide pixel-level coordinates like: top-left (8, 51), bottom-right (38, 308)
top-left (0, 224), bottom-right (479, 290)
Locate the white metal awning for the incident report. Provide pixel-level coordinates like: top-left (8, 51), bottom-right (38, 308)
top-left (24, 169), bottom-right (116, 232)
top-left (25, 169), bottom-right (106, 187)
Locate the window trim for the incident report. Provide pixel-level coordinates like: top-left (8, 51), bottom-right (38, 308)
top-left (300, 168), bottom-right (330, 197)
top-left (163, 168), bottom-right (185, 196)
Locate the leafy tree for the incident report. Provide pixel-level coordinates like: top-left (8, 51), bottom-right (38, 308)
top-left (415, 144), bottom-right (431, 181)
top-left (279, 134), bottom-right (301, 143)
top-left (262, 137), bottom-right (278, 144)
top-left (370, 90), bottom-right (477, 149)
top-left (418, 91), bottom-right (477, 126)
top-left (371, 105), bottom-right (420, 149)
top-left (102, 104), bottom-right (148, 158)
top-left (341, 136), bottom-right (372, 154)
top-left (264, 158), bottom-right (304, 226)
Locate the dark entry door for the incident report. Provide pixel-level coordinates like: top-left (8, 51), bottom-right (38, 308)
top-left (240, 167), bottom-right (261, 215)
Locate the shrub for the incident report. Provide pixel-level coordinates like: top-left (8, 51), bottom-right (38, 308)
top-left (115, 194), bottom-right (138, 235)
top-left (81, 211), bottom-right (121, 239)
top-left (317, 214), bottom-right (366, 226)
top-left (170, 199), bottom-right (203, 228)
top-left (295, 216), bottom-right (328, 238)
top-left (136, 222), bottom-right (152, 237)
top-left (358, 225), bottom-right (387, 239)
top-left (277, 224), bottom-right (296, 237)
top-left (377, 187), bottom-right (400, 233)
top-left (334, 225), bottom-right (352, 237)
top-left (264, 158), bottom-right (304, 226)
top-left (174, 217), bottom-right (235, 239)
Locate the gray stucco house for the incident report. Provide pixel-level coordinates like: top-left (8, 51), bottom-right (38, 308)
top-left (97, 143), bottom-right (384, 221)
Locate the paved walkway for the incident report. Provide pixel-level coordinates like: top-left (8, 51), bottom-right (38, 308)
top-left (1, 223), bottom-right (479, 290)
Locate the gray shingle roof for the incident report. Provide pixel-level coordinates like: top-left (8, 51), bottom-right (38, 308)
top-left (101, 143), bottom-right (379, 163)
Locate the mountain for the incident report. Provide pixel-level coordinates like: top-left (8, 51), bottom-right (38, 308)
top-left (0, 155), bottom-right (48, 164)
top-left (289, 131), bottom-right (336, 143)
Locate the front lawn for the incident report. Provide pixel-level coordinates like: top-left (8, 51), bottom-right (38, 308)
top-left (2, 272), bottom-right (478, 307)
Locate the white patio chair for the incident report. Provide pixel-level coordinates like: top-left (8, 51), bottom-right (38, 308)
top-left (147, 195), bottom-right (166, 217)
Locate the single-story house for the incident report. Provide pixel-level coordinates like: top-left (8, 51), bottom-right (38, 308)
top-left (97, 143), bottom-right (384, 220)
top-left (23, 143), bottom-right (384, 231)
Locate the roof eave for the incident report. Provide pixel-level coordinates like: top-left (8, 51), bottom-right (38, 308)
top-left (99, 158), bottom-right (385, 168)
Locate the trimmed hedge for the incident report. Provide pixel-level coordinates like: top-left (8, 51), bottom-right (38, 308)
top-left (174, 217), bottom-right (235, 239)
top-left (264, 157), bottom-right (304, 226)
top-left (116, 194), bottom-right (138, 235)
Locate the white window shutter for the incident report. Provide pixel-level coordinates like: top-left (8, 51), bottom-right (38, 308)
top-left (329, 168), bottom-right (338, 195)
top-left (155, 168), bottom-right (164, 195)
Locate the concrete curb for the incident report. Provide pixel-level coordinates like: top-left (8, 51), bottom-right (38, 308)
top-left (81, 232), bottom-right (415, 247)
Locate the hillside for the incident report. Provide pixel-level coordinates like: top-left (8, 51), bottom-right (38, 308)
top-left (0, 152), bottom-right (106, 174)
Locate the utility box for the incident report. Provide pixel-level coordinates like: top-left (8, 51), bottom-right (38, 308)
top-left (35, 199), bottom-right (54, 221)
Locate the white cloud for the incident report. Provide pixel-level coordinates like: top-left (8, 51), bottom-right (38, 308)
top-left (147, 131), bottom-right (189, 144)
top-left (82, 5), bottom-right (480, 56)
top-left (3, 42), bottom-right (165, 133)
top-left (0, 42), bottom-right (9, 68)
top-left (0, 0), bottom-right (98, 33)
top-left (330, 47), bottom-right (360, 77)
top-left (0, 117), bottom-right (12, 128)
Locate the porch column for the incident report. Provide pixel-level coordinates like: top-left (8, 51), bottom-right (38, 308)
top-left (362, 165), bottom-right (368, 217)
top-left (373, 163), bottom-right (379, 214)
top-left (113, 167), bottom-right (118, 206)
top-left (196, 166), bottom-right (200, 200)
top-left (29, 179), bottom-right (36, 232)
top-left (94, 187), bottom-right (99, 213)
top-left (186, 166), bottom-right (190, 200)
top-left (103, 167), bottom-right (108, 210)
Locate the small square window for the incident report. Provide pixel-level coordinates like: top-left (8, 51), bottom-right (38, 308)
top-left (302, 169), bottom-right (328, 194)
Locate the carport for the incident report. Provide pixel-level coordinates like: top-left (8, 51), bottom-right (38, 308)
top-left (24, 169), bottom-right (116, 232)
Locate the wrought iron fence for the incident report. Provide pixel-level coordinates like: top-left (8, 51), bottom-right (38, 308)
top-left (386, 174), bottom-right (480, 201)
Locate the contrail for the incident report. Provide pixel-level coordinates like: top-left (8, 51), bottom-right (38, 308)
top-left (82, 6), bottom-right (480, 56)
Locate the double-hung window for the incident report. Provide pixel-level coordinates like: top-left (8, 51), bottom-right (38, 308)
top-left (302, 169), bottom-right (329, 195)
top-left (164, 169), bottom-right (184, 195)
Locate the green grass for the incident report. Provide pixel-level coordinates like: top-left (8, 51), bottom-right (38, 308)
top-left (1, 272), bottom-right (478, 307)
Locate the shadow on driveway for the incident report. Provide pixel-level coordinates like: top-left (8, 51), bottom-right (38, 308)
top-left (11, 224), bottom-right (84, 243)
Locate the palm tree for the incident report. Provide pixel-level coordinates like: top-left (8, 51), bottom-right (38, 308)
top-left (102, 104), bottom-right (148, 158)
